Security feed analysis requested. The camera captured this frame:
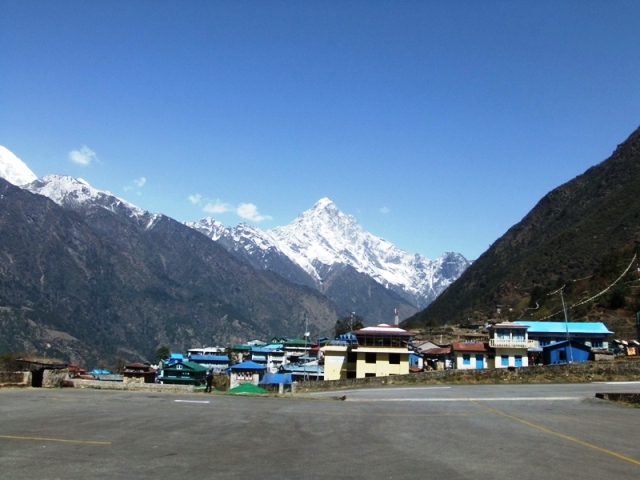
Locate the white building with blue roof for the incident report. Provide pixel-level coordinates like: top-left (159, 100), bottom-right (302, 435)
top-left (514, 321), bottom-right (613, 350)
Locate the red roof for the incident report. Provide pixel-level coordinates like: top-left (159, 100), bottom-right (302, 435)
top-left (451, 342), bottom-right (488, 352)
top-left (422, 347), bottom-right (451, 355)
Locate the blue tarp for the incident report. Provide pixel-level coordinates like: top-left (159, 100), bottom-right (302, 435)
top-left (259, 372), bottom-right (293, 385)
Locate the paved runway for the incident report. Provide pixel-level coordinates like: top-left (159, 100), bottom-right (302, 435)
top-left (1, 382), bottom-right (639, 479)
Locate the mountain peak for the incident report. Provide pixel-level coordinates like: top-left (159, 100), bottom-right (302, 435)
top-left (314, 197), bottom-right (335, 209)
top-left (0, 146), bottom-right (38, 186)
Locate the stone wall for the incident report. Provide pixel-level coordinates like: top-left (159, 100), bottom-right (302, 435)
top-left (0, 371), bottom-right (31, 387)
top-left (72, 379), bottom-right (195, 394)
top-left (43, 369), bottom-right (70, 388)
top-left (296, 359), bottom-right (640, 392)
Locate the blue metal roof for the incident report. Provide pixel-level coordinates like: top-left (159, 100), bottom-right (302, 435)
top-left (515, 321), bottom-right (613, 334)
top-left (230, 360), bottom-right (267, 371)
top-left (252, 346), bottom-right (285, 353)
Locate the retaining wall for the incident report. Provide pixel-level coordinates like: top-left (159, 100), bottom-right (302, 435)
top-left (0, 371), bottom-right (31, 387)
top-left (296, 359), bottom-right (640, 392)
top-left (72, 379), bottom-right (195, 394)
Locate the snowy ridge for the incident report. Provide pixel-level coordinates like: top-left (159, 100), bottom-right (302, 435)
top-left (189, 197), bottom-right (470, 308)
top-left (269, 198), bottom-right (469, 306)
top-left (25, 174), bottom-right (155, 226)
top-left (0, 146), bottom-right (38, 186)
top-left (1, 145), bottom-right (468, 310)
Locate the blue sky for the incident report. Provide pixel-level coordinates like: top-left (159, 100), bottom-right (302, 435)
top-left (1, 1), bottom-right (639, 260)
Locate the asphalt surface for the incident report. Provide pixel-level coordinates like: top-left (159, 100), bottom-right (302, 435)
top-left (1, 382), bottom-right (639, 479)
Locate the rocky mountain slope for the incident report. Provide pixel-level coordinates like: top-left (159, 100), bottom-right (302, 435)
top-left (406, 125), bottom-right (640, 340)
top-left (0, 172), bottom-right (340, 366)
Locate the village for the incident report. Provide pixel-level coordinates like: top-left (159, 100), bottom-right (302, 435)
top-left (11, 316), bottom-right (635, 393)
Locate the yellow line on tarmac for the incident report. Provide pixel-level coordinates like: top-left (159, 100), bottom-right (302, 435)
top-left (470, 401), bottom-right (640, 467)
top-left (0, 434), bottom-right (111, 445)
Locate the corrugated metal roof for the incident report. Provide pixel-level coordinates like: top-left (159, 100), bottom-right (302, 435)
top-left (451, 342), bottom-right (488, 352)
top-left (189, 355), bottom-right (229, 362)
top-left (421, 347), bottom-right (451, 355)
top-left (515, 321), bottom-right (613, 334)
top-left (353, 324), bottom-right (412, 335)
top-left (230, 360), bottom-right (267, 371)
top-left (489, 322), bottom-right (528, 329)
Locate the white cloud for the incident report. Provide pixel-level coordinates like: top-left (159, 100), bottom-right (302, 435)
top-left (68, 145), bottom-right (98, 166)
top-left (237, 203), bottom-right (272, 222)
top-left (203, 200), bottom-right (233, 214)
top-left (195, 197), bottom-right (272, 222)
top-left (380, 206), bottom-right (390, 214)
top-left (124, 176), bottom-right (147, 194)
top-left (188, 194), bottom-right (202, 205)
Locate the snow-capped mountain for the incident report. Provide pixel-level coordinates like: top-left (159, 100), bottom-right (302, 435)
top-left (187, 218), bottom-right (316, 288)
top-left (189, 198), bottom-right (471, 315)
top-left (26, 174), bottom-right (165, 234)
top-left (1, 145), bottom-right (469, 325)
top-left (0, 146), bottom-right (38, 186)
top-left (270, 198), bottom-right (470, 307)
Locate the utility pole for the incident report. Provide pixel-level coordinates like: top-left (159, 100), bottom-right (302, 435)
top-left (560, 288), bottom-right (574, 363)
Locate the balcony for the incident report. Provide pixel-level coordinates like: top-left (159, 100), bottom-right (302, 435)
top-left (489, 339), bottom-right (536, 349)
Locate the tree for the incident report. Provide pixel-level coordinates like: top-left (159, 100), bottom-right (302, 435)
top-left (155, 345), bottom-right (170, 362)
top-left (335, 314), bottom-right (365, 337)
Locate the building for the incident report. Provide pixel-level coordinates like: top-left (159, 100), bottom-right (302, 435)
top-left (514, 321), bottom-right (613, 350)
top-left (322, 324), bottom-right (413, 380)
top-left (420, 346), bottom-right (452, 370)
top-left (229, 360), bottom-right (266, 389)
top-left (542, 340), bottom-right (592, 364)
top-left (188, 354), bottom-right (230, 374)
top-left (250, 345), bottom-right (287, 373)
top-left (451, 342), bottom-right (489, 370)
top-left (488, 322), bottom-right (534, 368)
top-left (122, 362), bottom-right (157, 384)
top-left (160, 359), bottom-right (207, 385)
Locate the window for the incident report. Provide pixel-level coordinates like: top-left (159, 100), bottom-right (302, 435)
top-left (365, 353), bottom-right (376, 364)
top-left (591, 340), bottom-right (603, 348)
top-left (389, 353), bottom-right (400, 365)
top-left (501, 355), bottom-right (509, 367)
top-left (462, 354), bottom-right (470, 365)
top-left (365, 373), bottom-right (376, 378)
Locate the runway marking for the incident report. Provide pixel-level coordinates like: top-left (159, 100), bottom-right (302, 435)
top-left (594, 381), bottom-right (640, 385)
top-left (472, 401), bottom-right (640, 467)
top-left (348, 397), bottom-right (581, 402)
top-left (174, 400), bottom-right (210, 404)
top-left (0, 435), bottom-right (111, 445)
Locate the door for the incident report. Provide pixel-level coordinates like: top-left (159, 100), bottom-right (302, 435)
top-left (475, 354), bottom-right (484, 369)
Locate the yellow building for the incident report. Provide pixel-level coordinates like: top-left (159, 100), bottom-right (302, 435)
top-left (322, 324), bottom-right (413, 380)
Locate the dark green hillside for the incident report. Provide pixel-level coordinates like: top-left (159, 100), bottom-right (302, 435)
top-left (0, 179), bottom-right (339, 366)
top-left (405, 125), bottom-right (640, 338)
